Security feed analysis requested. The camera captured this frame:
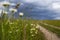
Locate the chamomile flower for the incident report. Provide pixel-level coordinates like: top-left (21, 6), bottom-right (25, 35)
top-left (9, 8), bottom-right (17, 13)
top-left (35, 30), bottom-right (38, 34)
top-left (36, 24), bottom-right (40, 28)
top-left (9, 21), bottom-right (14, 25)
top-left (1, 1), bottom-right (10, 7)
top-left (16, 29), bottom-right (19, 32)
top-left (9, 31), bottom-right (12, 33)
top-left (30, 28), bottom-right (36, 31)
top-left (19, 12), bottom-right (24, 17)
top-left (31, 34), bottom-right (35, 37)
top-left (31, 24), bottom-right (34, 26)
top-left (36, 26), bottom-right (40, 29)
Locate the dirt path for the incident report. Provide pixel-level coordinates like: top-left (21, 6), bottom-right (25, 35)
top-left (37, 25), bottom-right (60, 40)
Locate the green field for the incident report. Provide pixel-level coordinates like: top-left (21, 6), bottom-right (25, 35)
top-left (40, 23), bottom-right (60, 37)
top-left (0, 18), bottom-right (60, 40)
top-left (0, 19), bottom-right (46, 40)
top-left (39, 20), bottom-right (60, 37)
top-left (40, 20), bottom-right (60, 27)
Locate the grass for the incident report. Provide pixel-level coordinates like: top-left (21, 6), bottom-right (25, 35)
top-left (0, 19), bottom-right (46, 40)
top-left (40, 20), bottom-right (60, 27)
top-left (39, 23), bottom-right (60, 37)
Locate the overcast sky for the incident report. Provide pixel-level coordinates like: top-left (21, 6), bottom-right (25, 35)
top-left (0, 0), bottom-right (60, 8)
top-left (0, 0), bottom-right (60, 19)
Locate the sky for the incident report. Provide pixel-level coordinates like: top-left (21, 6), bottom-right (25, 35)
top-left (20, 0), bottom-right (60, 19)
top-left (0, 0), bottom-right (60, 19)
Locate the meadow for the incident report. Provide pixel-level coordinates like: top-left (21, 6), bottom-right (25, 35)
top-left (0, 19), bottom-right (46, 40)
top-left (40, 20), bottom-right (60, 27)
top-left (39, 20), bottom-right (60, 37)
top-left (0, 18), bottom-right (60, 40)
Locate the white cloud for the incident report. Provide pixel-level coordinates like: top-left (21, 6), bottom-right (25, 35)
top-left (21, 0), bottom-right (60, 7)
top-left (51, 2), bottom-right (60, 14)
top-left (52, 3), bottom-right (60, 9)
top-left (54, 17), bottom-right (60, 19)
top-left (22, 0), bottom-right (52, 5)
top-left (1, 0), bottom-right (60, 7)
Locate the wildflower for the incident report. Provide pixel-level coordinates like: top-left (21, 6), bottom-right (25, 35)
top-left (1, 1), bottom-right (10, 7)
top-left (16, 29), bottom-right (19, 32)
top-left (36, 24), bottom-right (40, 28)
top-left (31, 24), bottom-right (34, 26)
top-left (19, 12), bottom-right (24, 17)
top-left (31, 34), bottom-right (34, 37)
top-left (9, 22), bottom-right (14, 24)
top-left (36, 26), bottom-right (40, 29)
top-left (9, 8), bottom-right (17, 13)
top-left (30, 28), bottom-right (36, 31)
top-left (3, 11), bottom-right (8, 15)
top-left (9, 31), bottom-right (12, 33)
top-left (35, 30), bottom-right (38, 34)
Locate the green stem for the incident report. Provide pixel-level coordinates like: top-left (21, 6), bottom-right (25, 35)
top-left (2, 23), bottom-right (5, 40)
